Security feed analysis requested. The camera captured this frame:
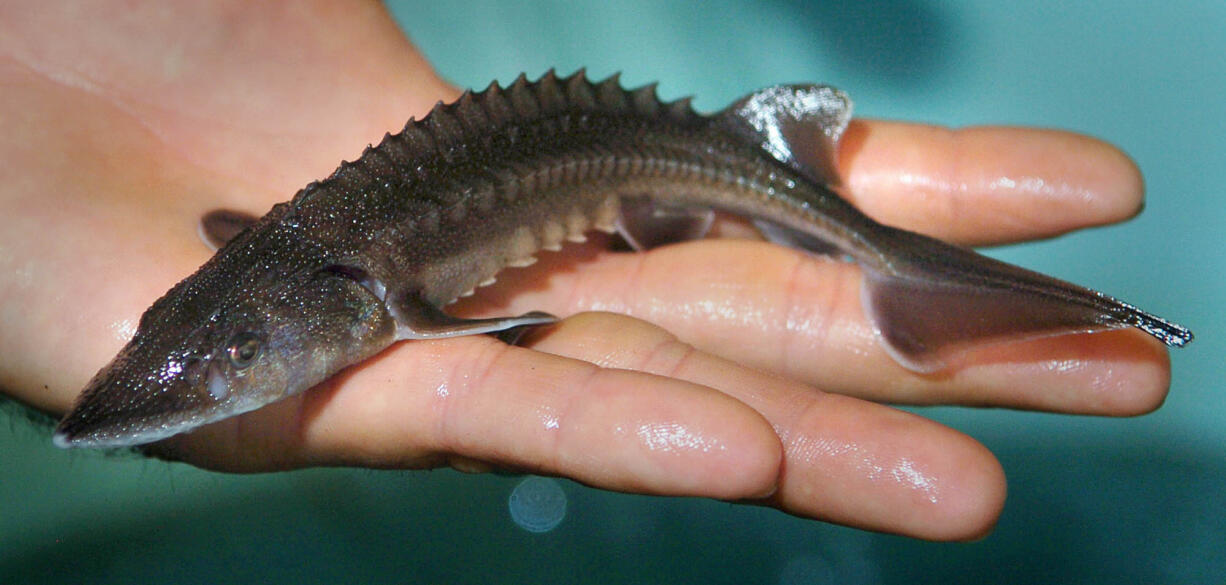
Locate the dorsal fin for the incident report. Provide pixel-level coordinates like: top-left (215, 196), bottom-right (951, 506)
top-left (718, 85), bottom-right (852, 186)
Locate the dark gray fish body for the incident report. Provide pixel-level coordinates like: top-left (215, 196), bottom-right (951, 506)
top-left (54, 71), bottom-right (1192, 448)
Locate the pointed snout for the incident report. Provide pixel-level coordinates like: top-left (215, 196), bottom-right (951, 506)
top-left (53, 351), bottom-right (216, 448)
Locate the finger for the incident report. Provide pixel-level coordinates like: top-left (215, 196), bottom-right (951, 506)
top-left (839, 120), bottom-right (1145, 245)
top-left (155, 321), bottom-right (782, 501)
top-left (525, 313), bottom-right (1006, 541)
top-left (456, 239), bottom-right (1172, 416)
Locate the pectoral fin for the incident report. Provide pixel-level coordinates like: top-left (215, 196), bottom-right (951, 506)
top-left (391, 294), bottom-right (557, 341)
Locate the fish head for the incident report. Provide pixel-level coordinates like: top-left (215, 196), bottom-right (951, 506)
top-left (54, 262), bottom-right (396, 448)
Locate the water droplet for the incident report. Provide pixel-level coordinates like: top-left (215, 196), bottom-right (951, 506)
top-left (508, 476), bottom-right (567, 533)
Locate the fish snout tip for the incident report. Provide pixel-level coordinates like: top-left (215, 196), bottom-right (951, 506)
top-left (52, 411), bottom-right (117, 449)
top-left (50, 428), bottom-right (76, 449)
top-left (51, 415), bottom-right (159, 449)
top-left (51, 418), bottom-right (101, 449)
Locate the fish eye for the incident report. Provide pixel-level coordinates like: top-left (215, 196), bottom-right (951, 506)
top-left (226, 333), bottom-right (262, 369)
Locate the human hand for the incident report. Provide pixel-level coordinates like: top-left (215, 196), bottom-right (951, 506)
top-left (0, 1), bottom-right (1169, 541)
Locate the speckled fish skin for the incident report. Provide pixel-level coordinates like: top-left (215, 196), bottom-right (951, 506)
top-left (53, 70), bottom-right (1192, 449)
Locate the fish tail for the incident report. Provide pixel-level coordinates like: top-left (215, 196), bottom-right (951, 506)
top-left (859, 227), bottom-right (1193, 372)
top-left (717, 83), bottom-right (1191, 372)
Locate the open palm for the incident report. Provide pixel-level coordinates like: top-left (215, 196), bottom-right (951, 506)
top-left (0, 2), bottom-right (1170, 541)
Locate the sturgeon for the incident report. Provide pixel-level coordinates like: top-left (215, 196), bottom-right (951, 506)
top-left (54, 71), bottom-right (1192, 448)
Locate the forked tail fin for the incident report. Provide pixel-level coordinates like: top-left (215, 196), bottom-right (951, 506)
top-left (859, 228), bottom-right (1193, 372)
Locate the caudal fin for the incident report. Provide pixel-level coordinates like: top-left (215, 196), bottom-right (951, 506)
top-left (860, 228), bottom-right (1193, 372)
top-left (716, 84), bottom-right (1190, 371)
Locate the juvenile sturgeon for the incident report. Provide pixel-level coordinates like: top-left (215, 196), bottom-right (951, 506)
top-left (54, 71), bottom-right (1192, 448)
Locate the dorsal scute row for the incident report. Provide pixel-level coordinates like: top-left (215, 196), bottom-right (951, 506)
top-left (293, 70), bottom-right (703, 207)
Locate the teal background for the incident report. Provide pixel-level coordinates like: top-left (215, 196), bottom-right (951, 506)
top-left (4, 1), bottom-right (1223, 583)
